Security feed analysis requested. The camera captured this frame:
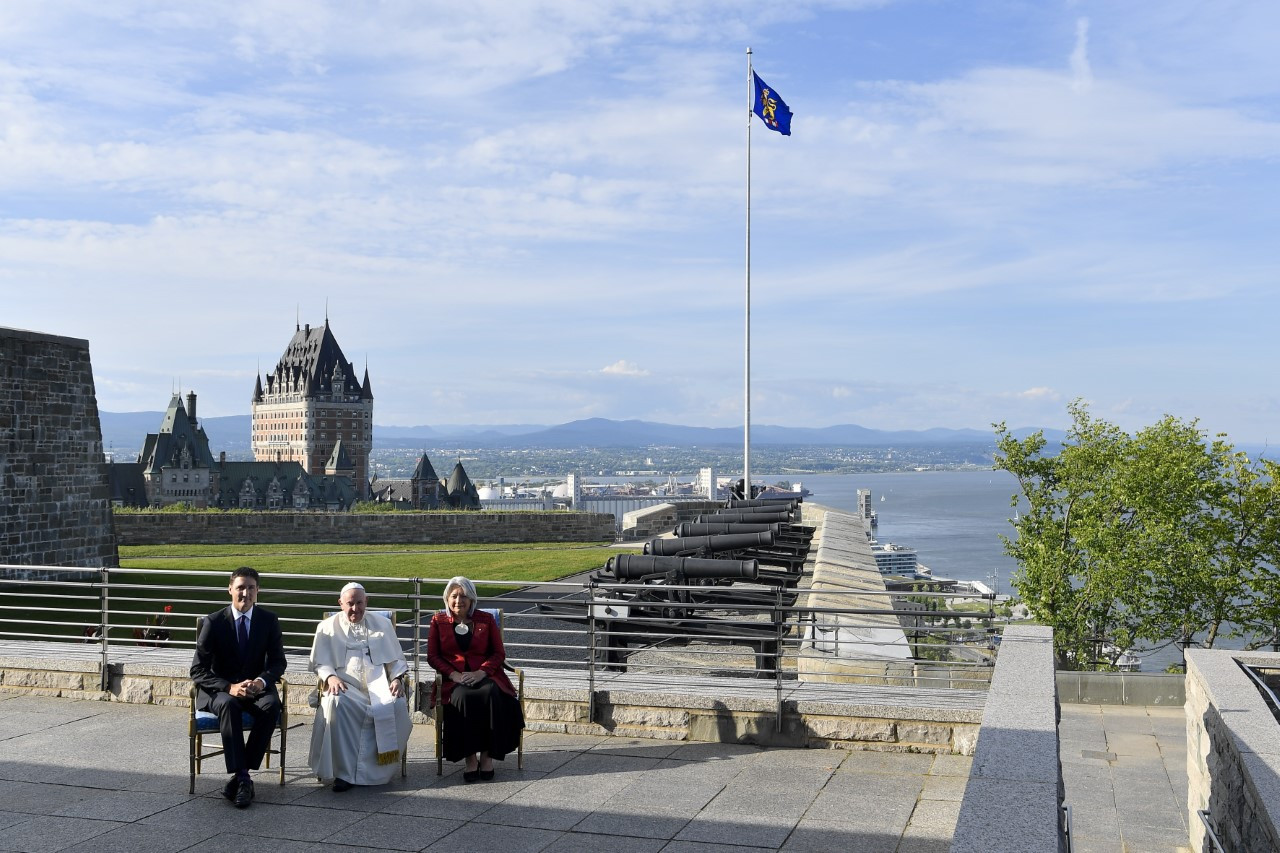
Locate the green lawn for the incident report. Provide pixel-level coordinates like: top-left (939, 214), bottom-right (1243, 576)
top-left (10, 543), bottom-right (634, 647)
top-left (119, 541), bottom-right (620, 582)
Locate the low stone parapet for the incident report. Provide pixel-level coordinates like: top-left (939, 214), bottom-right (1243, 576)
top-left (798, 503), bottom-right (918, 685)
top-left (1186, 649), bottom-right (1280, 853)
top-left (1, 642), bottom-right (984, 754)
top-left (951, 625), bottom-right (1063, 853)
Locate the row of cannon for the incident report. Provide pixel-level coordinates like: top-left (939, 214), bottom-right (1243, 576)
top-left (540, 497), bottom-right (814, 673)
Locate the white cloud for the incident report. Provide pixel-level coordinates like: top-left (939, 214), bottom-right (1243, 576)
top-left (600, 360), bottom-right (649, 377)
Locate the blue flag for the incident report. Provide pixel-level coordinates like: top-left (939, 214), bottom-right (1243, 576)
top-left (752, 71), bottom-right (792, 136)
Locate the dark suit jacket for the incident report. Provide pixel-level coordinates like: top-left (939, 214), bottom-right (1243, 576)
top-left (190, 606), bottom-right (288, 710)
top-left (427, 609), bottom-right (515, 703)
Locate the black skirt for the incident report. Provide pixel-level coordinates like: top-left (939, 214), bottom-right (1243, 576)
top-left (442, 679), bottom-right (524, 762)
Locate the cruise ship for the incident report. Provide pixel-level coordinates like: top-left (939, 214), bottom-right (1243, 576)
top-left (872, 541), bottom-right (919, 576)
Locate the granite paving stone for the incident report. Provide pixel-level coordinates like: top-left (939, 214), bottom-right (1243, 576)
top-left (425, 821), bottom-right (562, 852)
top-left (673, 813), bottom-right (797, 849)
top-left (780, 820), bottom-right (899, 853)
top-left (0, 690), bottom-right (1202, 853)
top-left (48, 788), bottom-right (188, 821)
top-left (139, 797), bottom-right (366, 841)
top-left (55, 822), bottom-right (221, 853)
top-left (338, 812), bottom-right (460, 851)
top-left (0, 815), bottom-right (125, 853)
top-left (572, 806), bottom-right (696, 840)
top-left (659, 841), bottom-right (780, 852)
top-left (543, 833), bottom-right (668, 852)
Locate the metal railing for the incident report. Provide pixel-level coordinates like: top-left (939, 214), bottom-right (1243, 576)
top-left (1198, 809), bottom-right (1226, 853)
top-left (1, 565), bottom-right (1000, 723)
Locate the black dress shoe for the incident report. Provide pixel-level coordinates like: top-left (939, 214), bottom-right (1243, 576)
top-left (478, 770), bottom-right (495, 781)
top-left (462, 770), bottom-right (480, 784)
top-left (222, 777), bottom-right (239, 801)
top-left (332, 778), bottom-right (353, 792)
top-left (234, 778), bottom-right (254, 808)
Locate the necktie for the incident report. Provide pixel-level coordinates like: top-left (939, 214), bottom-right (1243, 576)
top-left (237, 615), bottom-right (250, 657)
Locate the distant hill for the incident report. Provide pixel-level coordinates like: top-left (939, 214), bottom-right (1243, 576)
top-left (100, 410), bottom-right (1064, 455)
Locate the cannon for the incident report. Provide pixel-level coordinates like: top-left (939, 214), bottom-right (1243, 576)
top-left (645, 532), bottom-right (777, 556)
top-left (695, 510), bottom-right (792, 525)
top-left (675, 521), bottom-right (780, 537)
top-left (643, 533), bottom-right (808, 579)
top-left (726, 497), bottom-right (800, 510)
top-left (609, 554), bottom-right (759, 581)
top-left (534, 553), bottom-right (792, 673)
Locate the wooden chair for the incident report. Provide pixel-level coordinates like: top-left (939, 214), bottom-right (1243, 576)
top-left (188, 618), bottom-right (287, 794)
top-left (315, 609), bottom-right (410, 779)
top-left (430, 607), bottom-right (525, 775)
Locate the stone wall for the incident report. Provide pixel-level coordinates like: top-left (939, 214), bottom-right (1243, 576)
top-left (1185, 649), bottom-right (1280, 853)
top-left (0, 327), bottom-right (118, 568)
top-left (113, 510), bottom-right (615, 545)
top-left (620, 500), bottom-right (721, 540)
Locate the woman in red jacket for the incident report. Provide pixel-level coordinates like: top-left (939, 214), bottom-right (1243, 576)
top-left (427, 576), bottom-right (523, 782)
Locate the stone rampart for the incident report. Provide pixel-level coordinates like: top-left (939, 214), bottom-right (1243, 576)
top-left (1186, 649), bottom-right (1280, 853)
top-left (620, 500), bottom-right (721, 540)
top-left (0, 326), bottom-right (118, 568)
top-left (113, 510), bottom-right (615, 545)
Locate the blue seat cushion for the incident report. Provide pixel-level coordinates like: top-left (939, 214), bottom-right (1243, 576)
top-left (194, 710), bottom-right (261, 732)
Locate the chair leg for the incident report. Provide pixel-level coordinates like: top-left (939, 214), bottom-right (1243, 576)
top-left (189, 734), bottom-right (197, 795)
top-left (279, 720), bottom-right (286, 786)
top-left (435, 713), bottom-right (443, 776)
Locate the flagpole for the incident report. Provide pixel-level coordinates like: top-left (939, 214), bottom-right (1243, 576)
top-left (743, 46), bottom-right (752, 503)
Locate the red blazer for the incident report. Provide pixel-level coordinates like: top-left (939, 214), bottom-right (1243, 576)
top-left (427, 609), bottom-right (516, 703)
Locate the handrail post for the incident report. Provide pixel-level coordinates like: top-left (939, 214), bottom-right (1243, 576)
top-left (774, 585), bottom-right (784, 732)
top-left (412, 578), bottom-right (422, 713)
top-left (587, 578), bottom-right (597, 725)
top-left (99, 567), bottom-right (110, 691)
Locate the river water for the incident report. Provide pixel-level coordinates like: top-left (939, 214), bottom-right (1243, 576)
top-left (781, 470), bottom-right (1251, 672)
top-left (792, 470), bottom-right (1021, 588)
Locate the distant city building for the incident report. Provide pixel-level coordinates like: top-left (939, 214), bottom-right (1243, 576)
top-left (109, 392), bottom-right (355, 510)
top-left (252, 319), bottom-right (373, 499)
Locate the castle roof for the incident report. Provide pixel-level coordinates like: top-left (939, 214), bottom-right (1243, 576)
top-left (139, 394), bottom-right (216, 474)
top-left (411, 453), bottom-right (438, 482)
top-left (262, 320), bottom-right (370, 400)
top-left (446, 461), bottom-right (473, 495)
top-left (325, 439), bottom-right (353, 471)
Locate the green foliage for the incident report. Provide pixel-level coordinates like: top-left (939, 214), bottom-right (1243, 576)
top-left (994, 400), bottom-right (1280, 669)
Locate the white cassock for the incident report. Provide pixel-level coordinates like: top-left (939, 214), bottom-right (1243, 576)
top-left (308, 611), bottom-right (412, 786)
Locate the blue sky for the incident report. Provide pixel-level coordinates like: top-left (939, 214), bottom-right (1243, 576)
top-left (2, 2), bottom-right (1278, 443)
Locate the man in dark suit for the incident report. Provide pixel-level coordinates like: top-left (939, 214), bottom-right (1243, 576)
top-left (191, 566), bottom-right (287, 808)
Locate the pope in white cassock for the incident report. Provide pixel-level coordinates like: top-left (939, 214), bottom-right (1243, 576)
top-left (308, 582), bottom-right (412, 791)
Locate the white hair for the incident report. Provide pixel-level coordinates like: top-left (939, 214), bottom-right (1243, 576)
top-left (443, 576), bottom-right (477, 615)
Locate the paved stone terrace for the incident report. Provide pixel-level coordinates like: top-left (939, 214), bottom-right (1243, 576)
top-left (0, 692), bottom-right (970, 853)
top-left (1059, 704), bottom-right (1191, 853)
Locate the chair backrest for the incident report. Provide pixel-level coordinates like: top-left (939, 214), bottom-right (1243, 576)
top-left (322, 610), bottom-right (396, 626)
top-left (438, 607), bottom-right (502, 629)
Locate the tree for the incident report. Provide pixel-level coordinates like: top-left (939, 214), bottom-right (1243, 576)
top-left (994, 401), bottom-right (1278, 669)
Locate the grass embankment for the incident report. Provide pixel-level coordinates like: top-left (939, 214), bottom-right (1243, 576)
top-left (119, 542), bottom-right (617, 582)
top-left (18, 543), bottom-right (632, 646)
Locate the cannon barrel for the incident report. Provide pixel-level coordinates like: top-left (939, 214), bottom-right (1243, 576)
top-left (608, 554), bottom-right (759, 581)
top-left (645, 532), bottom-right (776, 556)
top-left (696, 510), bottom-right (792, 525)
top-left (726, 498), bottom-right (799, 510)
top-left (674, 522), bottom-right (781, 537)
